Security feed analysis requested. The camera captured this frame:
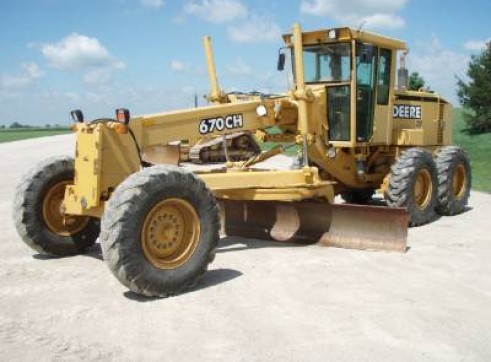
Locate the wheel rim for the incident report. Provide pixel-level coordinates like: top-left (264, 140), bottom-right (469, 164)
top-left (141, 198), bottom-right (200, 269)
top-left (414, 168), bottom-right (433, 210)
top-left (42, 181), bottom-right (90, 236)
top-left (453, 164), bottom-right (467, 200)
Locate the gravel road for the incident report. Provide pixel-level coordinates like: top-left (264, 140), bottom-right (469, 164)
top-left (1, 135), bottom-right (490, 361)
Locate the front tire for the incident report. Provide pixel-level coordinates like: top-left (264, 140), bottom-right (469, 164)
top-left (435, 146), bottom-right (471, 215)
top-left (12, 156), bottom-right (100, 256)
top-left (99, 165), bottom-right (220, 298)
top-left (385, 148), bottom-right (438, 226)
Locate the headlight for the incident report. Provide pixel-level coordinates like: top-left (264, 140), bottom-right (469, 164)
top-left (115, 108), bottom-right (130, 125)
top-left (256, 105), bottom-right (267, 117)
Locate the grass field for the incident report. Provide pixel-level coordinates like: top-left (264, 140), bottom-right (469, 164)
top-left (0, 128), bottom-right (72, 143)
top-left (452, 109), bottom-right (491, 192)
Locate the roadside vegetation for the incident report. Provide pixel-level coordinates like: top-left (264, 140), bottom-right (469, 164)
top-left (452, 108), bottom-right (491, 192)
top-left (454, 43), bottom-right (491, 192)
top-left (0, 123), bottom-right (71, 143)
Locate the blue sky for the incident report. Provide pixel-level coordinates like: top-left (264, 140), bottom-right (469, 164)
top-left (1, 0), bottom-right (489, 126)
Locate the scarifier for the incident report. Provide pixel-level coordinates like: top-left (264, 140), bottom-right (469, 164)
top-left (13, 23), bottom-right (471, 297)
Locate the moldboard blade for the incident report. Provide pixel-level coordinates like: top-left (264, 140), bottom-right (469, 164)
top-left (221, 200), bottom-right (408, 252)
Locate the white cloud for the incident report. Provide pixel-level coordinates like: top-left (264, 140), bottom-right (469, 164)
top-left (228, 16), bottom-right (281, 43)
top-left (464, 39), bottom-right (490, 51)
top-left (407, 36), bottom-right (469, 104)
top-left (41, 33), bottom-right (125, 70)
top-left (64, 92), bottom-right (81, 102)
top-left (22, 62), bottom-right (44, 79)
top-left (300, 0), bottom-right (407, 29)
top-left (0, 62), bottom-right (44, 93)
top-left (170, 60), bottom-right (190, 72)
top-left (83, 68), bottom-right (113, 86)
top-left (1, 74), bottom-right (31, 91)
top-left (140, 0), bottom-right (164, 8)
top-left (226, 57), bottom-right (252, 76)
top-left (184, 0), bottom-right (247, 24)
top-left (352, 13), bottom-right (405, 29)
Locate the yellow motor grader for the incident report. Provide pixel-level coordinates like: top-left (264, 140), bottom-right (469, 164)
top-left (13, 23), bottom-right (471, 297)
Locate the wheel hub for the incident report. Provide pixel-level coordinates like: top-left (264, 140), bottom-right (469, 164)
top-left (453, 164), bottom-right (466, 200)
top-left (141, 198), bottom-right (200, 269)
top-left (414, 168), bottom-right (432, 210)
top-left (42, 181), bottom-right (90, 236)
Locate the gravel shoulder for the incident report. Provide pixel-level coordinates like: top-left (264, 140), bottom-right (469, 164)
top-left (1, 135), bottom-right (490, 361)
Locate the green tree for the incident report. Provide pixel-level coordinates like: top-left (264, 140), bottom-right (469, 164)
top-left (9, 122), bottom-right (23, 129)
top-left (457, 43), bottom-right (491, 134)
top-left (408, 72), bottom-right (425, 91)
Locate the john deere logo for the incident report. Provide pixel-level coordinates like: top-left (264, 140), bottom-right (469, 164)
top-left (393, 105), bottom-right (422, 119)
top-left (199, 114), bottom-right (243, 134)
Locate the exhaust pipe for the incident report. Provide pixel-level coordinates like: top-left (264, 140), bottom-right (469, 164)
top-left (398, 50), bottom-right (409, 90)
top-left (203, 36), bottom-right (225, 103)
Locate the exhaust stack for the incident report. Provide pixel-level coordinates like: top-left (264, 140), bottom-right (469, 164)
top-left (398, 50), bottom-right (409, 90)
top-left (203, 36), bottom-right (225, 103)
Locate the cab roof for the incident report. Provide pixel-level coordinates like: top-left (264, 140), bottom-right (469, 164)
top-left (282, 27), bottom-right (408, 51)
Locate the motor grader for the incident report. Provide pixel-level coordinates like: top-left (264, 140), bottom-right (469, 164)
top-left (13, 23), bottom-right (471, 297)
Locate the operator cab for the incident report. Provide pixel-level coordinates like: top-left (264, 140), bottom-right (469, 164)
top-left (281, 27), bottom-right (407, 146)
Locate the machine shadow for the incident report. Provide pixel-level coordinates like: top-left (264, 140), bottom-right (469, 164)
top-left (32, 253), bottom-right (60, 260)
top-left (123, 268), bottom-right (243, 302)
top-left (82, 243), bottom-right (103, 260)
top-left (190, 268), bottom-right (243, 292)
top-left (217, 235), bottom-right (307, 254)
top-left (32, 243), bottom-right (104, 261)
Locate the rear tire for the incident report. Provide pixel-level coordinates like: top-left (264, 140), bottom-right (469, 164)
top-left (341, 189), bottom-right (374, 204)
top-left (12, 156), bottom-right (100, 256)
top-left (99, 165), bottom-right (220, 298)
top-left (435, 146), bottom-right (471, 215)
top-left (385, 148), bottom-right (438, 227)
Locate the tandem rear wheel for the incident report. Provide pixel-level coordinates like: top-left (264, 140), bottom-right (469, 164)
top-left (98, 165), bottom-right (220, 298)
top-left (435, 146), bottom-right (471, 215)
top-left (385, 147), bottom-right (471, 226)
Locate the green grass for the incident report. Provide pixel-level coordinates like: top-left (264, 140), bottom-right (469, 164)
top-left (0, 128), bottom-right (72, 143)
top-left (452, 108), bottom-right (491, 192)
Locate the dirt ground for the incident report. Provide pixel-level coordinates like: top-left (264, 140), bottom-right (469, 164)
top-left (1, 135), bottom-right (490, 361)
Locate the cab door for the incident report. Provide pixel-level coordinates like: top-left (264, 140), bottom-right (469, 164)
top-left (355, 44), bottom-right (393, 144)
top-left (355, 43), bottom-right (378, 142)
top-left (371, 48), bottom-right (393, 144)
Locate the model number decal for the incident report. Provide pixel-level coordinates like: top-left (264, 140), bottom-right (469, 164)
top-left (199, 114), bottom-right (243, 134)
top-left (393, 105), bottom-right (422, 119)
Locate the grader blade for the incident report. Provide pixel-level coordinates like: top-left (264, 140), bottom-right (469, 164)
top-left (221, 200), bottom-right (408, 252)
top-left (318, 204), bottom-right (408, 252)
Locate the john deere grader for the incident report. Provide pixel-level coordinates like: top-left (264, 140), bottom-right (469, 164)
top-left (13, 24), bottom-right (471, 297)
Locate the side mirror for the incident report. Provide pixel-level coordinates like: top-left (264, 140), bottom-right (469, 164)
top-left (361, 44), bottom-right (375, 63)
top-left (277, 52), bottom-right (286, 71)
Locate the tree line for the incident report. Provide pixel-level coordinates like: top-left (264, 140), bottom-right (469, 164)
top-left (0, 123), bottom-right (67, 130)
top-left (409, 42), bottom-right (490, 134)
